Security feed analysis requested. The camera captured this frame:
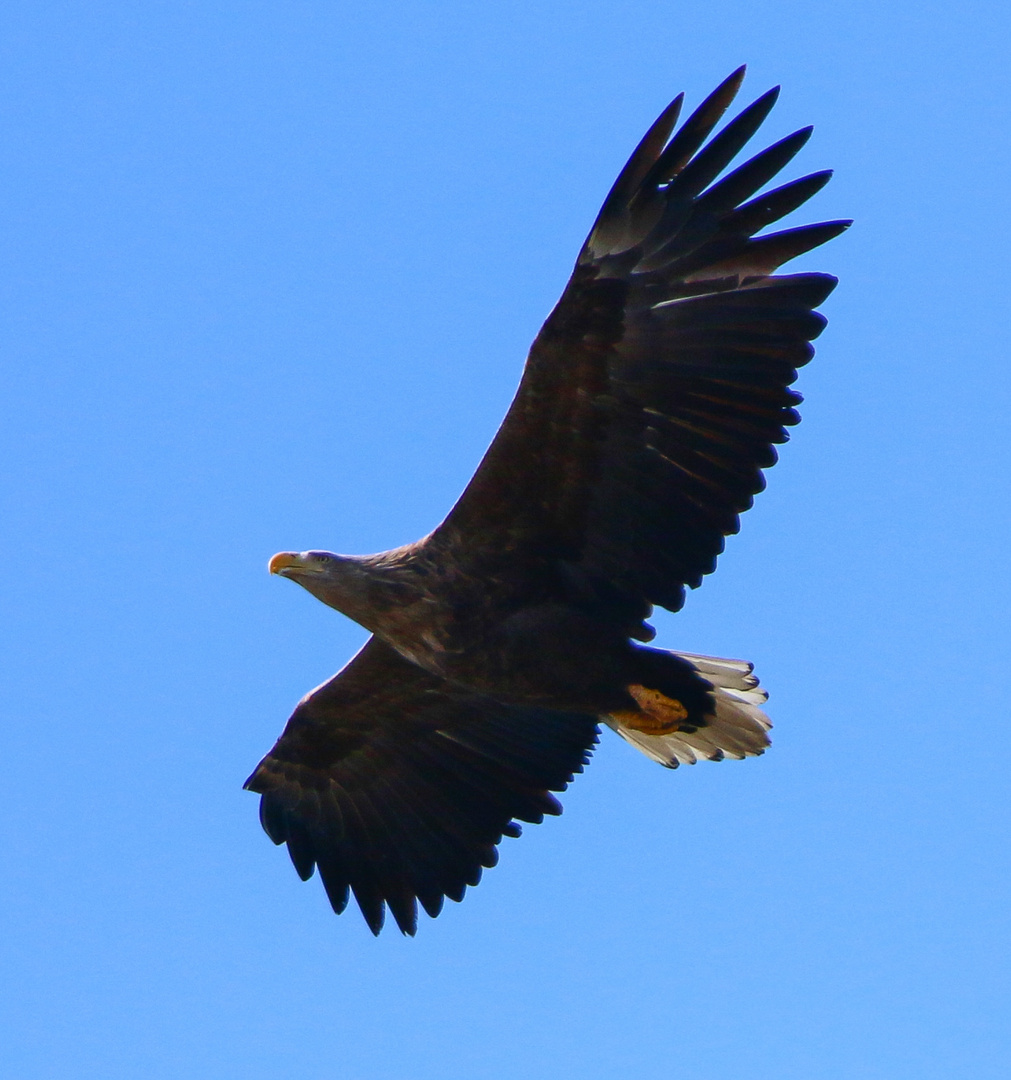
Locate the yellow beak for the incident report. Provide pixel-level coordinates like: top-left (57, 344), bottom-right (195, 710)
top-left (268, 552), bottom-right (303, 576)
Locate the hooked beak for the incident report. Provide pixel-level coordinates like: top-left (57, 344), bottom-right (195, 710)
top-left (269, 552), bottom-right (315, 577)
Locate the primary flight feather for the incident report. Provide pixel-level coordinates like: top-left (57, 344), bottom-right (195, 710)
top-left (246, 67), bottom-right (849, 935)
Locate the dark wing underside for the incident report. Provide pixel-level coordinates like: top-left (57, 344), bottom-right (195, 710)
top-left (432, 68), bottom-right (849, 618)
top-left (245, 636), bottom-right (599, 935)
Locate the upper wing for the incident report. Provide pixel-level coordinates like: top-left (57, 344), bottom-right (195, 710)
top-left (245, 636), bottom-right (599, 935)
top-left (432, 68), bottom-right (848, 618)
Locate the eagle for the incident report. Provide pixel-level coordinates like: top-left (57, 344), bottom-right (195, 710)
top-left (246, 67), bottom-right (848, 935)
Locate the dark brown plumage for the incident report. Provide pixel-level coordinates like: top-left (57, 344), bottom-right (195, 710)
top-left (246, 68), bottom-right (848, 935)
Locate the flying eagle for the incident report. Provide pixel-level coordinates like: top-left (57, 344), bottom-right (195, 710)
top-left (246, 68), bottom-right (848, 935)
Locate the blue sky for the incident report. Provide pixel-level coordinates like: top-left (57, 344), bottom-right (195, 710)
top-left (2, 2), bottom-right (1009, 1078)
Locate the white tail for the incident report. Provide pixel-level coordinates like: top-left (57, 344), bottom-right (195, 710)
top-left (605, 652), bottom-right (772, 768)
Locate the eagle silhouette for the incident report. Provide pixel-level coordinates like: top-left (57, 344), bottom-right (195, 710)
top-left (246, 67), bottom-right (848, 935)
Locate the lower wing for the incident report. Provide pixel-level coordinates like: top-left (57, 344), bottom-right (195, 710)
top-left (245, 636), bottom-right (599, 935)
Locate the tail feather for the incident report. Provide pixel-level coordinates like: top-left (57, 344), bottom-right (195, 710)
top-left (606, 651), bottom-right (771, 768)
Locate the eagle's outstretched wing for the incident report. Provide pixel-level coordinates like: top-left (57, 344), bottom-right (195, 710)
top-left (434, 68), bottom-right (848, 618)
top-left (245, 636), bottom-right (599, 935)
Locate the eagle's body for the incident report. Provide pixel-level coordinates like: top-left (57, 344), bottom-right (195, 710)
top-left (270, 546), bottom-right (708, 714)
top-left (248, 69), bottom-right (848, 935)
